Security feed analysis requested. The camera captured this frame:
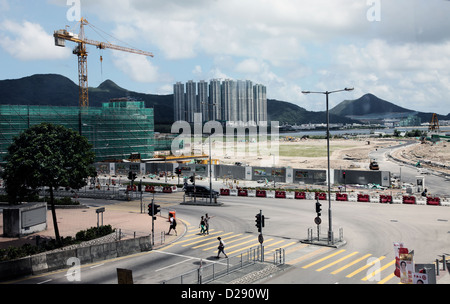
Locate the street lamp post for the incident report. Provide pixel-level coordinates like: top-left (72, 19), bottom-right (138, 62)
top-left (302, 87), bottom-right (354, 244)
top-left (202, 102), bottom-right (217, 204)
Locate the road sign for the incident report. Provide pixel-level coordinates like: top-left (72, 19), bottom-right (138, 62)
top-left (314, 216), bottom-right (322, 225)
top-left (258, 233), bottom-right (264, 244)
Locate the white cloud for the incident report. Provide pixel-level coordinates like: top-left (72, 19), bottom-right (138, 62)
top-left (0, 19), bottom-right (70, 60)
top-left (328, 39), bottom-right (450, 113)
top-left (111, 51), bottom-right (160, 83)
top-left (40, 0), bottom-right (450, 113)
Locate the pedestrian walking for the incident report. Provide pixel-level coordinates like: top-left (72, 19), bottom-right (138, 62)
top-left (167, 213), bottom-right (177, 236)
top-left (199, 216), bottom-right (206, 235)
top-left (204, 213), bottom-right (214, 235)
top-left (216, 237), bottom-right (228, 258)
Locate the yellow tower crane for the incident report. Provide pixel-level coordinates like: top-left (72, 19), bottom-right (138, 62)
top-left (54, 18), bottom-right (154, 108)
top-left (429, 113), bottom-right (440, 133)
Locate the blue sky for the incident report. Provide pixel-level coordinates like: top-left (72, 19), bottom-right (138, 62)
top-left (1, 0), bottom-right (450, 114)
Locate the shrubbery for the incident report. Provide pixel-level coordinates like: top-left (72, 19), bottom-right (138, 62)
top-left (0, 225), bottom-right (115, 262)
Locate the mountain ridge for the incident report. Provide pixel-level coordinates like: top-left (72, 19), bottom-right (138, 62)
top-left (1, 74), bottom-right (448, 126)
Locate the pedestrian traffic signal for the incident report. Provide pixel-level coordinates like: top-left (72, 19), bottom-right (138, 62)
top-left (128, 171), bottom-right (137, 181)
top-left (148, 203), bottom-right (160, 220)
top-left (255, 214), bottom-right (261, 232)
top-left (147, 203), bottom-right (152, 216)
top-left (154, 203), bottom-right (161, 215)
top-left (315, 201), bottom-right (322, 217)
top-left (255, 213), bottom-right (264, 232)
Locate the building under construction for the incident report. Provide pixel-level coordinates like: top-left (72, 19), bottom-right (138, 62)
top-left (0, 98), bottom-right (154, 163)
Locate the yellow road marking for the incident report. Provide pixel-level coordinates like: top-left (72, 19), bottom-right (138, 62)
top-left (202, 235), bottom-right (253, 251)
top-left (182, 232), bottom-right (234, 247)
top-left (316, 251), bottom-right (359, 272)
top-left (173, 231), bottom-right (223, 244)
top-left (302, 249), bottom-right (346, 269)
top-left (331, 253), bottom-right (372, 275)
top-left (346, 256), bottom-right (386, 278)
top-left (226, 239), bottom-right (274, 256)
top-left (264, 241), bottom-right (297, 255)
top-left (362, 259), bottom-right (396, 281)
top-left (192, 233), bottom-right (242, 249)
top-left (287, 247), bottom-right (331, 265)
top-left (378, 272), bottom-right (397, 284)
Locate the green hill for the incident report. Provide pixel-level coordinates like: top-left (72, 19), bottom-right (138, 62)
top-left (0, 74), bottom-right (174, 125)
top-left (267, 99), bottom-right (358, 125)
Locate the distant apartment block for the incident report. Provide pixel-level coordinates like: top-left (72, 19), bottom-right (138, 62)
top-left (174, 79), bottom-right (267, 125)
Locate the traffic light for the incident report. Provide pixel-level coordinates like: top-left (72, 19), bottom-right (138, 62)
top-left (255, 213), bottom-right (261, 232)
top-left (175, 168), bottom-right (181, 175)
top-left (148, 203), bottom-right (161, 220)
top-left (153, 203), bottom-right (161, 215)
top-left (255, 212), bottom-right (264, 232)
top-left (189, 175), bottom-right (194, 183)
top-left (138, 181), bottom-right (142, 192)
top-left (315, 201), bottom-right (322, 217)
top-left (342, 171), bottom-right (346, 179)
top-left (147, 203), bottom-right (152, 216)
top-left (128, 171), bottom-right (137, 181)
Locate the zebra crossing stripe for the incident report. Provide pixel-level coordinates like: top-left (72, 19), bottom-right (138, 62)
top-left (191, 233), bottom-right (241, 249)
top-left (202, 235), bottom-right (253, 251)
top-left (226, 238), bottom-right (275, 256)
top-left (377, 272), bottom-right (396, 284)
top-left (182, 232), bottom-right (234, 247)
top-left (316, 251), bottom-right (359, 272)
top-left (286, 247), bottom-right (331, 265)
top-left (331, 253), bottom-right (372, 275)
top-left (302, 249), bottom-right (346, 269)
top-left (362, 259), bottom-right (395, 281)
top-left (346, 256), bottom-right (386, 278)
top-left (174, 230), bottom-right (223, 244)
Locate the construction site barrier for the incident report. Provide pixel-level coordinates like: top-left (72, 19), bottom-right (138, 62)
top-left (220, 189), bottom-right (230, 196)
top-left (256, 190), bottom-right (266, 197)
top-left (145, 185), bottom-right (155, 193)
top-left (315, 192), bottom-right (327, 200)
top-left (162, 186), bottom-right (173, 193)
top-left (127, 185), bottom-right (137, 192)
top-left (403, 196), bottom-right (416, 204)
top-left (295, 191), bottom-right (306, 199)
top-left (357, 194), bottom-right (370, 202)
top-left (216, 188), bottom-right (447, 208)
top-left (336, 193), bottom-right (348, 201)
top-left (238, 189), bottom-right (248, 196)
top-left (379, 195), bottom-right (392, 203)
top-left (426, 197), bottom-right (440, 206)
top-left (275, 191), bottom-right (286, 198)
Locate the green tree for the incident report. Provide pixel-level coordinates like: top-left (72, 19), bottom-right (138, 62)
top-left (2, 123), bottom-right (96, 246)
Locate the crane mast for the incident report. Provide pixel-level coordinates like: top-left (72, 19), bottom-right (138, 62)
top-left (54, 18), bottom-right (154, 108)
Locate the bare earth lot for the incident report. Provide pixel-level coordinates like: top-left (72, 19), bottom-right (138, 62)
top-left (216, 137), bottom-right (404, 170)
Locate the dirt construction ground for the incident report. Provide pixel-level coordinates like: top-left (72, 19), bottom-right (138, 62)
top-left (216, 137), bottom-right (403, 170)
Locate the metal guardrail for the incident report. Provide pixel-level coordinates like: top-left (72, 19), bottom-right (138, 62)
top-left (162, 246), bottom-right (263, 284)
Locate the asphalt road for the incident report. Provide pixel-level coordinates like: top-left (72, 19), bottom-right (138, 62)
top-left (11, 193), bottom-right (449, 285)
top-left (6, 140), bottom-right (450, 285)
top-left (369, 140), bottom-right (450, 196)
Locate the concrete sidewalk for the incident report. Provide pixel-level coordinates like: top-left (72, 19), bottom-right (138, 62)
top-left (0, 199), bottom-right (185, 250)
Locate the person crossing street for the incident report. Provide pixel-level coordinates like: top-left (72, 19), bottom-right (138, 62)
top-left (216, 237), bottom-right (228, 258)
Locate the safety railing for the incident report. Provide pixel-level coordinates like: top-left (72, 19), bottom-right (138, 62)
top-left (162, 246), bottom-right (262, 284)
